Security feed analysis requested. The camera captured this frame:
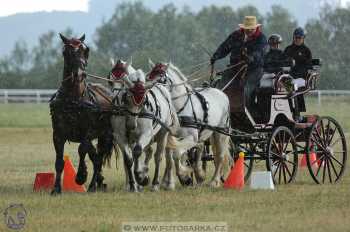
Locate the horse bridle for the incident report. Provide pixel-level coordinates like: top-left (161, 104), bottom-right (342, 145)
top-left (62, 41), bottom-right (89, 83)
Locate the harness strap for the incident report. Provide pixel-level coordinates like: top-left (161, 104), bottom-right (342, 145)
top-left (188, 86), bottom-right (198, 123)
top-left (154, 85), bottom-right (175, 127)
top-left (149, 90), bottom-right (161, 120)
top-left (194, 91), bottom-right (209, 124)
top-left (176, 96), bottom-right (190, 114)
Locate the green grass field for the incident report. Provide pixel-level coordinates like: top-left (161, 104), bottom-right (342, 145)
top-left (0, 98), bottom-right (349, 232)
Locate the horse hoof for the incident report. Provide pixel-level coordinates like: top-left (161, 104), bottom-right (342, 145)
top-left (195, 176), bottom-right (206, 185)
top-left (180, 176), bottom-right (193, 186)
top-left (140, 175), bottom-right (150, 186)
top-left (75, 171), bottom-right (87, 185)
top-left (129, 184), bottom-right (142, 193)
top-left (209, 180), bottom-right (221, 188)
top-left (50, 188), bottom-right (61, 196)
top-left (97, 183), bottom-right (107, 192)
top-left (162, 182), bottom-right (175, 191)
top-left (135, 174), bottom-right (150, 186)
top-left (88, 185), bottom-right (97, 193)
top-left (151, 185), bottom-right (160, 192)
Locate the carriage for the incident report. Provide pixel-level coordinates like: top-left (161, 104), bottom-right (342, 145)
top-left (196, 58), bottom-right (348, 185)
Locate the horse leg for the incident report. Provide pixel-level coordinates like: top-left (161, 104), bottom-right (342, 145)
top-left (124, 147), bottom-right (140, 193)
top-left (192, 144), bottom-right (206, 185)
top-left (161, 148), bottom-right (175, 190)
top-left (75, 142), bottom-right (89, 185)
top-left (133, 143), bottom-right (149, 187)
top-left (143, 145), bottom-right (153, 176)
top-left (84, 141), bottom-right (99, 192)
top-left (173, 149), bottom-right (193, 186)
top-left (151, 132), bottom-right (167, 191)
top-left (94, 134), bottom-right (114, 192)
top-left (209, 133), bottom-right (229, 188)
top-left (51, 132), bottom-right (65, 195)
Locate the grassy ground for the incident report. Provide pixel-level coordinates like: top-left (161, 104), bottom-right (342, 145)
top-left (0, 98), bottom-right (349, 232)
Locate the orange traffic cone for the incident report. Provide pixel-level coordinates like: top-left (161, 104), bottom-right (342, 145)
top-left (309, 152), bottom-right (319, 169)
top-left (63, 155), bottom-right (86, 192)
top-left (224, 152), bottom-right (244, 190)
top-left (33, 172), bottom-right (55, 192)
top-left (299, 152), bottom-right (319, 169)
top-left (299, 154), bottom-right (307, 168)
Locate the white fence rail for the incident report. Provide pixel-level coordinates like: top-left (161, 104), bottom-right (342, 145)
top-left (0, 89), bottom-right (56, 103)
top-left (0, 89), bottom-right (350, 104)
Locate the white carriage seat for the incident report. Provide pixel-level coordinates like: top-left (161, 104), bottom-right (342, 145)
top-left (259, 73), bottom-right (276, 88)
top-left (292, 78), bottom-right (306, 91)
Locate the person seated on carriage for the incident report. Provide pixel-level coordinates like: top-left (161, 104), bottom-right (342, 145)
top-left (263, 34), bottom-right (289, 73)
top-left (284, 27), bottom-right (313, 119)
top-left (210, 16), bottom-right (267, 112)
top-left (260, 34), bottom-right (294, 89)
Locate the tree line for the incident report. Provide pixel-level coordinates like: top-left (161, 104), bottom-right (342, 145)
top-left (0, 2), bottom-right (349, 89)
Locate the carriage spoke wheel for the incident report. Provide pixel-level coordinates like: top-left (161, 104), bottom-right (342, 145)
top-left (306, 116), bottom-right (347, 184)
top-left (267, 126), bottom-right (298, 184)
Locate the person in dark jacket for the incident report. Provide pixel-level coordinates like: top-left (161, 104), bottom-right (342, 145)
top-left (284, 27), bottom-right (312, 118)
top-left (284, 27), bottom-right (312, 78)
top-left (264, 34), bottom-right (289, 73)
top-left (210, 16), bottom-right (267, 112)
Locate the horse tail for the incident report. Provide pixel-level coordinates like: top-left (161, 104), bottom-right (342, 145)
top-left (99, 130), bottom-right (115, 168)
top-left (113, 144), bottom-right (121, 170)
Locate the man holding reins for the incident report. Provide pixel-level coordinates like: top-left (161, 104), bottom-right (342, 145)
top-left (210, 16), bottom-right (267, 112)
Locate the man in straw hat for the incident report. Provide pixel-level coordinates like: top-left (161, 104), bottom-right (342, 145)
top-left (211, 16), bottom-right (267, 113)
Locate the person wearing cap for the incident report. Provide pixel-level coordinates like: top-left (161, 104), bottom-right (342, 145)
top-left (210, 16), bottom-right (267, 111)
top-left (263, 34), bottom-right (289, 73)
top-left (284, 27), bottom-right (312, 119)
top-left (284, 27), bottom-right (312, 79)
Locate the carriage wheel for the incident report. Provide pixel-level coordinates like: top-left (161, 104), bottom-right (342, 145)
top-left (306, 116), bottom-right (347, 184)
top-left (267, 126), bottom-right (298, 184)
top-left (220, 139), bottom-right (254, 182)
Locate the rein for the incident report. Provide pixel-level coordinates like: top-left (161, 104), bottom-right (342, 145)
top-left (87, 73), bottom-right (120, 83)
top-left (221, 64), bottom-right (248, 91)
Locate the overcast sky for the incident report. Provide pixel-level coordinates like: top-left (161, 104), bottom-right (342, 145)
top-left (0, 0), bottom-right (89, 17)
top-left (0, 0), bottom-right (349, 17)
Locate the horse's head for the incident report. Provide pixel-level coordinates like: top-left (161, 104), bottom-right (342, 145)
top-left (60, 33), bottom-right (89, 77)
top-left (123, 70), bottom-right (148, 130)
top-left (59, 33), bottom-right (89, 98)
top-left (147, 60), bottom-right (189, 91)
top-left (147, 60), bottom-right (169, 84)
top-left (108, 59), bottom-right (136, 89)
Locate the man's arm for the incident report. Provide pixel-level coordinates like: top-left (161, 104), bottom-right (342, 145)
top-left (211, 33), bottom-right (234, 63)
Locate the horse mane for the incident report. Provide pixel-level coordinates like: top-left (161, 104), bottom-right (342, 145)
top-left (168, 62), bottom-right (187, 82)
top-left (129, 69), bottom-right (146, 83)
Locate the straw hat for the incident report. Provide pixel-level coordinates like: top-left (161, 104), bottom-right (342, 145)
top-left (239, 16), bottom-right (261, 29)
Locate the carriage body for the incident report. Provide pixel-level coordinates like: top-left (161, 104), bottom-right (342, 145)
top-left (220, 58), bottom-right (347, 184)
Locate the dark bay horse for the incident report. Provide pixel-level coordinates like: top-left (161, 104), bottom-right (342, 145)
top-left (50, 33), bottom-right (114, 195)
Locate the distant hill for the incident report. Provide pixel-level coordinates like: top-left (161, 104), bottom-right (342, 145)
top-left (0, 11), bottom-right (97, 56)
top-left (0, 0), bottom-right (338, 57)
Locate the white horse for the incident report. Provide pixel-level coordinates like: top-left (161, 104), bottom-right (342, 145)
top-left (110, 68), bottom-right (179, 191)
top-left (106, 59), bottom-right (154, 190)
top-left (147, 61), bottom-right (231, 188)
